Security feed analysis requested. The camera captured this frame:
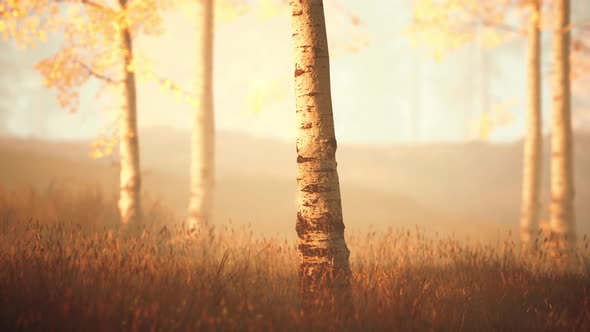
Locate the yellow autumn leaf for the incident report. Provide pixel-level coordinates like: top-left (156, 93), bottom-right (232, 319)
top-left (257, 0), bottom-right (285, 20)
top-left (90, 149), bottom-right (104, 160)
top-left (477, 113), bottom-right (492, 140)
top-left (433, 49), bottom-right (445, 62)
top-left (482, 28), bottom-right (501, 49)
top-left (186, 95), bottom-right (200, 107)
top-left (37, 29), bottom-right (46, 42)
top-left (66, 4), bottom-right (80, 17)
top-left (216, 0), bottom-right (248, 23)
top-left (246, 87), bottom-right (264, 114)
top-left (174, 89), bottom-right (182, 101)
top-left (530, 10), bottom-right (539, 25)
top-left (491, 100), bottom-right (516, 126)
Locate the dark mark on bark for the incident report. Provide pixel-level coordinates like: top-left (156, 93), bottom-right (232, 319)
top-left (326, 138), bottom-right (337, 151)
top-left (297, 155), bottom-right (316, 163)
top-left (294, 68), bottom-right (305, 77)
top-left (301, 197), bottom-right (319, 207)
top-left (296, 210), bottom-right (345, 235)
top-left (315, 168), bottom-right (335, 173)
top-left (300, 122), bottom-right (312, 129)
top-left (301, 184), bottom-right (330, 193)
top-left (298, 243), bottom-right (335, 258)
top-left (296, 211), bottom-right (307, 237)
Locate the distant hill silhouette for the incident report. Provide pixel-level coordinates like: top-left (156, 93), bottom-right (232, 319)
top-left (1, 127), bottom-right (588, 240)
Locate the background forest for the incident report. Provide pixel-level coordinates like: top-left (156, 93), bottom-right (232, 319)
top-left (1, 0), bottom-right (589, 239)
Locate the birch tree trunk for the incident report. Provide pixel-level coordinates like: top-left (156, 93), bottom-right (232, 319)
top-left (466, 43), bottom-right (477, 137)
top-left (289, 0), bottom-right (352, 308)
top-left (410, 53), bottom-right (421, 142)
top-left (550, 0), bottom-right (575, 248)
top-left (520, 0), bottom-right (542, 245)
top-left (479, 47), bottom-right (490, 117)
top-left (475, 27), bottom-right (491, 140)
top-left (410, 1), bottom-right (421, 142)
top-left (187, 0), bottom-right (215, 230)
top-left (118, 0), bottom-right (141, 225)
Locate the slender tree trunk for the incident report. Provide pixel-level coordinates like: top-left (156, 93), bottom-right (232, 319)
top-left (118, 0), bottom-right (141, 225)
top-left (290, 0), bottom-right (352, 308)
top-left (520, 0), bottom-right (542, 246)
top-left (463, 89), bottom-right (471, 139)
top-left (410, 53), bottom-right (421, 142)
top-left (187, 0), bottom-right (215, 230)
top-left (466, 43), bottom-right (477, 138)
top-left (409, 1), bottom-right (421, 143)
top-left (473, 29), bottom-right (491, 139)
top-left (480, 47), bottom-right (490, 117)
top-left (459, 67), bottom-right (471, 140)
top-left (550, 0), bottom-right (575, 248)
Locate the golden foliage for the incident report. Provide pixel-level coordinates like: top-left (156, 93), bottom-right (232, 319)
top-left (0, 0), bottom-right (60, 47)
top-left (11, 0), bottom-right (193, 160)
top-left (407, 0), bottom-right (526, 59)
top-left (90, 132), bottom-right (118, 160)
top-left (215, 0), bottom-right (249, 23)
top-left (472, 100), bottom-right (516, 140)
top-left (212, 0), bottom-right (288, 23)
top-left (256, 0), bottom-right (287, 21)
top-left (31, 0), bottom-right (167, 112)
top-left (481, 27), bottom-right (502, 49)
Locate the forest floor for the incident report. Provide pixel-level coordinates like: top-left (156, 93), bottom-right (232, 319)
top-left (0, 185), bottom-right (589, 331)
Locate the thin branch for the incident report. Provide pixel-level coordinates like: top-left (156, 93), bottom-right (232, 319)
top-left (483, 21), bottom-right (520, 34)
top-left (327, 0), bottom-right (364, 27)
top-left (75, 59), bottom-right (122, 84)
top-left (471, 11), bottom-right (521, 35)
top-left (461, 1), bottom-right (522, 36)
top-left (57, 0), bottom-right (110, 10)
top-left (81, 0), bottom-right (107, 10)
top-left (148, 69), bottom-right (197, 100)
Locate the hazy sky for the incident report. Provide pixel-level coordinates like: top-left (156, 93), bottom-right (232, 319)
top-left (1, 0), bottom-right (589, 144)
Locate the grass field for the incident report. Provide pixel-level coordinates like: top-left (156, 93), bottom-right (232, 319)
top-left (0, 185), bottom-right (589, 331)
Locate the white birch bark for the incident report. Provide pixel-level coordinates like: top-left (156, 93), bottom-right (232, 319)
top-left (550, 0), bottom-right (576, 248)
top-left (118, 0), bottom-right (141, 225)
top-left (289, 0), bottom-right (351, 307)
top-left (187, 0), bottom-right (215, 231)
top-left (520, 0), bottom-right (542, 245)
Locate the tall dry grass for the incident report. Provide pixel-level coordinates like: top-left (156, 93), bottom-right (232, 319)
top-left (0, 184), bottom-right (589, 331)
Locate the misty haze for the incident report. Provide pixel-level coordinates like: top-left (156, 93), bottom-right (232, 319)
top-left (0, 0), bottom-right (589, 331)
